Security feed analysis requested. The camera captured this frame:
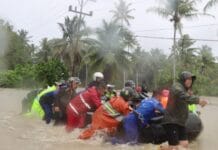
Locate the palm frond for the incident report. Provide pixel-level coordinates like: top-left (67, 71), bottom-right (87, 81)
top-left (147, 7), bottom-right (172, 18)
top-left (110, 0), bottom-right (134, 26)
top-left (204, 0), bottom-right (218, 11)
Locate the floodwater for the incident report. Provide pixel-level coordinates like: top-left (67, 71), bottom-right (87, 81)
top-left (0, 88), bottom-right (218, 150)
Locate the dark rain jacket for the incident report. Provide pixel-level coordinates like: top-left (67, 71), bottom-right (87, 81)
top-left (54, 87), bottom-right (77, 113)
top-left (162, 72), bottom-right (200, 126)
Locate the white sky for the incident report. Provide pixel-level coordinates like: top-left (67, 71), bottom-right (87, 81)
top-left (0, 0), bottom-right (217, 56)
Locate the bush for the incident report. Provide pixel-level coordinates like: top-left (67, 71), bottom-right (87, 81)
top-left (192, 74), bottom-right (218, 96)
top-left (0, 64), bottom-right (37, 88)
top-left (0, 70), bottom-right (21, 87)
top-left (35, 59), bottom-right (69, 86)
top-left (0, 59), bottom-right (69, 88)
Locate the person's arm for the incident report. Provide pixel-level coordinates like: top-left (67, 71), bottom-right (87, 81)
top-left (154, 102), bottom-right (165, 114)
top-left (53, 89), bottom-right (63, 112)
top-left (90, 89), bottom-right (102, 108)
top-left (173, 84), bottom-right (200, 104)
top-left (115, 99), bottom-right (131, 115)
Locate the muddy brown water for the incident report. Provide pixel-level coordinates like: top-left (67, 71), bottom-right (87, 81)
top-left (0, 88), bottom-right (217, 150)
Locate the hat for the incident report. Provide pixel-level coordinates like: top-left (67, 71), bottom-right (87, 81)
top-left (68, 77), bottom-right (81, 84)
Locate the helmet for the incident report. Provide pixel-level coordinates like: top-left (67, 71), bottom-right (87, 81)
top-left (107, 84), bottom-right (115, 88)
top-left (120, 87), bottom-right (135, 101)
top-left (125, 80), bottom-right (135, 89)
top-left (68, 77), bottom-right (81, 84)
top-left (93, 72), bottom-right (104, 81)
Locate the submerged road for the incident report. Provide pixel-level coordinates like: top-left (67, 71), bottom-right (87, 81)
top-left (0, 88), bottom-right (217, 150)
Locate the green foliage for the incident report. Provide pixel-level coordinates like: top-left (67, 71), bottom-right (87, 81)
top-left (0, 65), bottom-right (36, 88)
top-left (0, 22), bottom-right (33, 69)
top-left (192, 72), bottom-right (218, 96)
top-left (0, 59), bottom-right (68, 88)
top-left (35, 59), bottom-right (69, 86)
top-left (1, 17), bottom-right (218, 96)
top-left (79, 20), bottom-right (134, 87)
top-left (174, 35), bottom-right (218, 96)
top-left (0, 71), bottom-right (19, 87)
top-left (57, 16), bottom-right (90, 75)
top-left (36, 38), bottom-right (52, 62)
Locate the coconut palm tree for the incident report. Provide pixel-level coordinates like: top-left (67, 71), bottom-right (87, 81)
top-left (132, 47), bottom-right (169, 89)
top-left (147, 0), bottom-right (209, 82)
top-left (197, 45), bottom-right (215, 74)
top-left (176, 34), bottom-right (198, 69)
top-left (204, 0), bottom-right (218, 11)
top-left (83, 20), bottom-right (133, 84)
top-left (18, 29), bottom-right (30, 44)
top-left (111, 0), bottom-right (135, 26)
top-left (57, 16), bottom-right (90, 75)
top-left (38, 38), bottom-right (52, 62)
top-left (121, 28), bottom-right (138, 52)
top-left (110, 0), bottom-right (135, 85)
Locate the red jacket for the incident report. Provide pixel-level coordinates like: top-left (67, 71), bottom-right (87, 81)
top-left (68, 87), bottom-right (102, 115)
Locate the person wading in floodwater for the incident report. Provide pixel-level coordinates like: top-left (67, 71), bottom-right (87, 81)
top-left (161, 71), bottom-right (208, 150)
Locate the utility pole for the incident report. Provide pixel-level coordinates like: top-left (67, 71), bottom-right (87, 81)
top-left (172, 9), bottom-right (179, 84)
top-left (68, 0), bottom-right (93, 44)
top-left (123, 71), bottom-right (126, 88)
top-left (68, 0), bottom-right (93, 75)
top-left (136, 72), bottom-right (139, 87)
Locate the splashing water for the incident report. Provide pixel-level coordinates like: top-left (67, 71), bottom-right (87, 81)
top-left (1, 89), bottom-right (218, 150)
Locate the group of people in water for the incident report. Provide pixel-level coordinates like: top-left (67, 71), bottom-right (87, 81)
top-left (22, 71), bottom-right (208, 150)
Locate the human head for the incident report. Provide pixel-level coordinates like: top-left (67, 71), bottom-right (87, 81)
top-left (128, 92), bottom-right (142, 109)
top-left (93, 72), bottom-right (104, 82)
top-left (179, 71), bottom-right (196, 89)
top-left (107, 84), bottom-right (115, 92)
top-left (120, 87), bottom-right (135, 101)
top-left (152, 89), bottom-right (163, 102)
top-left (125, 80), bottom-right (136, 89)
top-left (135, 86), bottom-right (142, 93)
top-left (68, 77), bottom-right (81, 90)
top-left (96, 80), bottom-right (107, 95)
top-left (162, 89), bottom-right (169, 97)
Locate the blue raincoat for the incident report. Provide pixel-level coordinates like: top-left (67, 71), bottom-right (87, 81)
top-left (112, 97), bottom-right (164, 144)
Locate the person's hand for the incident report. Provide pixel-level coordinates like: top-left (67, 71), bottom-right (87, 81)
top-left (54, 106), bottom-right (60, 112)
top-left (199, 99), bottom-right (208, 107)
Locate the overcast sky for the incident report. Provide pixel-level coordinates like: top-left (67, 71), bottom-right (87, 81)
top-left (0, 0), bottom-right (217, 56)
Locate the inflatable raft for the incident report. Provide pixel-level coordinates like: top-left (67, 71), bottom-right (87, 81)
top-left (138, 112), bottom-right (203, 144)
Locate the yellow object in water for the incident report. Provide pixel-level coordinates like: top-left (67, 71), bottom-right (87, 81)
top-left (25, 85), bottom-right (57, 118)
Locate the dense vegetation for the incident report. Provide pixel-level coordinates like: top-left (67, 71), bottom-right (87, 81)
top-left (0, 0), bottom-right (217, 96)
